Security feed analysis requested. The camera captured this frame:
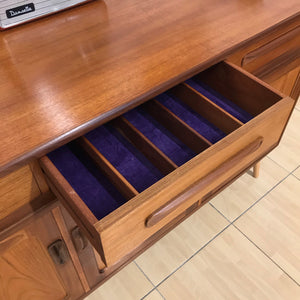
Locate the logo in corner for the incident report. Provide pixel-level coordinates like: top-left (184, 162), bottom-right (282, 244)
top-left (6, 3), bottom-right (35, 19)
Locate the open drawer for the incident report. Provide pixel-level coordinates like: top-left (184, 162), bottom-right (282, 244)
top-left (40, 62), bottom-right (294, 267)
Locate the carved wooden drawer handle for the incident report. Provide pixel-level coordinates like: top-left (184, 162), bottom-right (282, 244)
top-left (146, 137), bottom-right (264, 228)
top-left (48, 239), bottom-right (69, 265)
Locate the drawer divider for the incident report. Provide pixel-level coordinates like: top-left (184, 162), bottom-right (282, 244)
top-left (112, 117), bottom-right (178, 175)
top-left (195, 61), bottom-right (282, 116)
top-left (170, 83), bottom-right (244, 134)
top-left (144, 100), bottom-right (212, 153)
top-left (145, 136), bottom-right (264, 228)
top-left (76, 137), bottom-right (139, 200)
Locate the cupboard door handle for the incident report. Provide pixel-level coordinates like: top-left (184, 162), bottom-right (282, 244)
top-left (48, 239), bottom-right (69, 265)
top-left (71, 227), bottom-right (88, 252)
top-left (145, 137), bottom-right (264, 228)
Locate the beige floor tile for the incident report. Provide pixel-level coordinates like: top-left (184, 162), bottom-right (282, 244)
top-left (210, 157), bottom-right (288, 221)
top-left (85, 262), bottom-right (153, 300)
top-left (235, 175), bottom-right (300, 284)
top-left (268, 108), bottom-right (300, 172)
top-left (293, 167), bottom-right (300, 180)
top-left (135, 204), bottom-right (228, 285)
top-left (158, 226), bottom-right (300, 300)
top-left (143, 290), bottom-right (164, 300)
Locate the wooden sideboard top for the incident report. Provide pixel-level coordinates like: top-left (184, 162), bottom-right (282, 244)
top-left (0, 0), bottom-right (299, 175)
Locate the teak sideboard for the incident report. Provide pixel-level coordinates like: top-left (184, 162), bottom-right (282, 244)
top-left (0, 0), bottom-right (299, 299)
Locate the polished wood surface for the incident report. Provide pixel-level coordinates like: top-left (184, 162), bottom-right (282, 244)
top-left (29, 161), bottom-right (50, 194)
top-left (145, 137), bottom-right (263, 228)
top-left (227, 16), bottom-right (300, 100)
top-left (0, 209), bottom-right (87, 300)
top-left (253, 162), bottom-right (261, 178)
top-left (196, 62), bottom-right (283, 116)
top-left (271, 66), bottom-right (300, 100)
top-left (52, 206), bottom-right (90, 293)
top-left (0, 0), bottom-right (299, 175)
top-left (97, 95), bottom-right (293, 266)
top-left (0, 204), bottom-right (85, 300)
top-left (241, 26), bottom-right (300, 82)
top-left (59, 205), bottom-right (106, 289)
top-left (0, 232), bottom-right (67, 300)
top-left (0, 3), bottom-right (298, 296)
top-left (41, 62), bottom-right (295, 266)
top-left (0, 165), bottom-right (40, 220)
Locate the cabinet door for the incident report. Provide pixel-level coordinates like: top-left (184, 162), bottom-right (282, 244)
top-left (0, 209), bottom-right (84, 300)
top-left (0, 231), bottom-right (67, 300)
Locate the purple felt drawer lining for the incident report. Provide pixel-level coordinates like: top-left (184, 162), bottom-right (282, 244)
top-left (47, 80), bottom-right (254, 220)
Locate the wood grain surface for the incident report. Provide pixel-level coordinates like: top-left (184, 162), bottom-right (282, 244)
top-left (227, 16), bottom-right (300, 100)
top-left (0, 165), bottom-right (40, 219)
top-left (42, 86), bottom-right (294, 266)
top-left (169, 83), bottom-right (243, 134)
top-left (145, 137), bottom-right (263, 228)
top-left (0, 233), bottom-right (67, 300)
top-left (0, 204), bottom-right (86, 299)
top-left (96, 95), bottom-right (293, 266)
top-left (52, 206), bottom-right (90, 293)
top-left (0, 0), bottom-right (299, 175)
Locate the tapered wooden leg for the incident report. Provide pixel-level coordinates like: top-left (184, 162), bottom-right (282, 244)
top-left (253, 162), bottom-right (260, 178)
top-left (92, 247), bottom-right (106, 273)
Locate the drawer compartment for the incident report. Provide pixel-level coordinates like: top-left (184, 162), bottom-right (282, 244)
top-left (40, 62), bottom-right (294, 266)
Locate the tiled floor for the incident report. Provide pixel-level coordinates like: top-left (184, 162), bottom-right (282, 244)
top-left (86, 105), bottom-right (300, 300)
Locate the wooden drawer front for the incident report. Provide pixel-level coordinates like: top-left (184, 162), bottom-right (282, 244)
top-left (40, 62), bottom-right (294, 266)
top-left (0, 165), bottom-right (40, 220)
top-left (242, 26), bottom-right (300, 83)
top-left (228, 20), bottom-right (300, 90)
